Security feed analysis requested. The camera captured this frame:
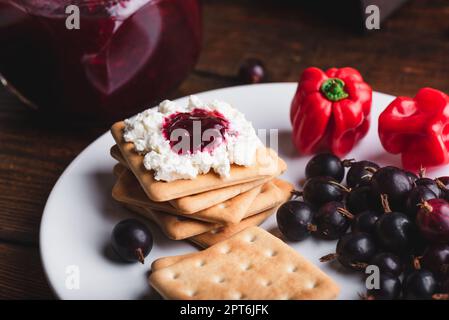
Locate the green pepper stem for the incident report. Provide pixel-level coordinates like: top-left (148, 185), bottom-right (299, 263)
top-left (321, 78), bottom-right (349, 102)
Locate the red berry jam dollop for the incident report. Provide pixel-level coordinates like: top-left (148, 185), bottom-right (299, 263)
top-left (162, 108), bottom-right (230, 154)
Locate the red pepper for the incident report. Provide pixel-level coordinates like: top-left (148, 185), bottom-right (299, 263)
top-left (379, 87), bottom-right (449, 171)
top-left (290, 67), bottom-right (372, 157)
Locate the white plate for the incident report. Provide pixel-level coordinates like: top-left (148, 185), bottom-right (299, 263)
top-left (40, 83), bottom-right (448, 300)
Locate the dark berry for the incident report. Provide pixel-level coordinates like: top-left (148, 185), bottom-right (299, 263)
top-left (111, 219), bottom-right (153, 264)
top-left (405, 186), bottom-right (438, 219)
top-left (365, 273), bottom-right (401, 300)
top-left (238, 58), bottom-right (265, 84)
top-left (302, 176), bottom-right (349, 208)
top-left (276, 201), bottom-right (316, 241)
top-left (371, 166), bottom-right (413, 211)
top-left (345, 160), bottom-right (379, 188)
top-left (403, 270), bottom-right (437, 300)
top-left (314, 202), bottom-right (351, 240)
top-left (421, 244), bottom-right (449, 279)
top-left (346, 186), bottom-right (380, 214)
top-left (416, 199), bottom-right (449, 243)
top-left (305, 153), bottom-right (344, 182)
top-left (320, 232), bottom-right (377, 271)
top-left (415, 177), bottom-right (442, 198)
top-left (352, 210), bottom-right (381, 234)
top-left (369, 252), bottom-right (402, 277)
top-left (375, 196), bottom-right (416, 254)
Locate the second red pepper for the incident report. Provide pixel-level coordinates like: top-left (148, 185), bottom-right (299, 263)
top-left (291, 67), bottom-right (372, 157)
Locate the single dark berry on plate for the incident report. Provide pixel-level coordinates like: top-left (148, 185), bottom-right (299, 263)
top-left (302, 176), bottom-right (349, 208)
top-left (238, 58), bottom-right (265, 84)
top-left (305, 153), bottom-right (344, 182)
top-left (405, 186), bottom-right (438, 219)
top-left (345, 160), bottom-right (379, 188)
top-left (375, 195), bottom-right (416, 254)
top-left (415, 177), bottom-right (442, 198)
top-left (364, 273), bottom-right (401, 300)
top-left (421, 244), bottom-right (449, 279)
top-left (346, 186), bottom-right (378, 214)
top-left (416, 199), bottom-right (449, 243)
top-left (351, 210), bottom-right (381, 235)
top-left (314, 202), bottom-right (352, 240)
top-left (276, 200), bottom-right (316, 241)
top-left (436, 177), bottom-right (449, 201)
top-left (320, 232), bottom-right (376, 271)
top-left (405, 171), bottom-right (419, 184)
top-left (370, 252), bottom-right (403, 277)
top-left (111, 219), bottom-right (153, 264)
top-left (370, 166), bottom-right (413, 211)
top-left (403, 269), bottom-right (437, 300)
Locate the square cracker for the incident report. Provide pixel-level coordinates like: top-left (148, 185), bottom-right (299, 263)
top-left (124, 204), bottom-right (274, 241)
top-left (111, 145), bottom-right (281, 213)
top-left (113, 169), bottom-right (260, 224)
top-left (187, 207), bottom-right (277, 248)
top-left (149, 226), bottom-right (340, 300)
top-left (113, 169), bottom-right (293, 224)
top-left (110, 121), bottom-right (283, 202)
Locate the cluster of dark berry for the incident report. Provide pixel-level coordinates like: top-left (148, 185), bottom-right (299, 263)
top-left (276, 153), bottom-right (449, 300)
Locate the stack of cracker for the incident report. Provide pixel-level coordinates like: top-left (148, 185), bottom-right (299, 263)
top-left (110, 122), bottom-right (293, 248)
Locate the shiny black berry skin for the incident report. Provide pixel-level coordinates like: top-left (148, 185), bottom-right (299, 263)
top-left (370, 252), bottom-right (402, 277)
top-left (276, 201), bottom-right (315, 241)
top-left (346, 160), bottom-right (379, 188)
top-left (405, 186), bottom-right (438, 218)
top-left (238, 58), bottom-right (265, 84)
top-left (111, 219), bottom-right (153, 264)
top-left (305, 153), bottom-right (344, 182)
top-left (422, 244), bottom-right (449, 279)
top-left (405, 171), bottom-right (419, 184)
top-left (346, 186), bottom-right (379, 214)
top-left (351, 210), bottom-right (381, 234)
top-left (375, 212), bottom-right (415, 254)
top-left (302, 176), bottom-right (347, 208)
top-left (371, 166), bottom-right (413, 211)
top-left (366, 273), bottom-right (402, 300)
top-left (415, 177), bottom-right (442, 198)
top-left (335, 232), bottom-right (377, 270)
top-left (403, 270), bottom-right (437, 300)
top-left (314, 202), bottom-right (350, 240)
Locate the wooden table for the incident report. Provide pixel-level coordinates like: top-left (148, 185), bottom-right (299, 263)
top-left (1, 0), bottom-right (448, 299)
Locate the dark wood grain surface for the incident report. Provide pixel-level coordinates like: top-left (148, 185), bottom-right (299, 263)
top-left (1, 0), bottom-right (448, 299)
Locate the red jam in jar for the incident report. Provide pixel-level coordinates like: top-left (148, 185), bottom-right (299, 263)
top-left (0, 0), bottom-right (202, 120)
top-left (162, 108), bottom-right (229, 155)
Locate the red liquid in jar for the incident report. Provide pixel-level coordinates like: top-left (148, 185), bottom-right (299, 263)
top-left (0, 0), bottom-right (202, 120)
top-left (162, 108), bottom-right (229, 155)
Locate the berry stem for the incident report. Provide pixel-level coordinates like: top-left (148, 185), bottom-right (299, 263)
top-left (320, 253), bottom-right (338, 262)
top-left (307, 223), bottom-right (317, 232)
top-left (418, 166), bottom-right (426, 178)
top-left (418, 201), bottom-right (433, 214)
top-left (350, 262), bottom-right (368, 271)
top-left (329, 181), bottom-right (351, 193)
top-left (136, 248), bottom-right (145, 264)
top-left (381, 194), bottom-right (392, 213)
top-left (413, 256), bottom-right (422, 270)
top-left (364, 166), bottom-right (378, 174)
top-left (337, 207), bottom-right (355, 219)
top-left (342, 158), bottom-right (356, 167)
top-left (436, 179), bottom-right (449, 191)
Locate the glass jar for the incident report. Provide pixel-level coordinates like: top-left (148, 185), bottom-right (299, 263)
top-left (0, 0), bottom-right (202, 120)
